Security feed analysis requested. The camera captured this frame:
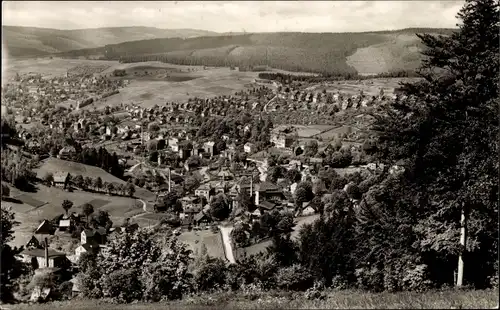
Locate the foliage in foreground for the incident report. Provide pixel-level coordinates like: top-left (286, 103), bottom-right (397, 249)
top-left (1, 207), bottom-right (29, 303)
top-left (78, 228), bottom-right (193, 303)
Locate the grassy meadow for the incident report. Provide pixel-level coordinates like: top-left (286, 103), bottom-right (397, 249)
top-left (5, 288), bottom-right (497, 309)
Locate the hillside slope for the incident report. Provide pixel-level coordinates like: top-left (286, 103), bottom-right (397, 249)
top-left (57, 28), bottom-right (456, 75)
top-left (2, 26), bottom-right (219, 57)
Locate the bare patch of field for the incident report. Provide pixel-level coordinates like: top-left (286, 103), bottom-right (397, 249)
top-left (77, 198), bottom-right (110, 209)
top-left (178, 229), bottom-right (226, 260)
top-left (14, 194), bottom-right (46, 208)
top-left (93, 72), bottom-right (256, 110)
top-left (346, 34), bottom-right (423, 75)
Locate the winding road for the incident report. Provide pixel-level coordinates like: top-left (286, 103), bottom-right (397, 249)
top-left (218, 225), bottom-right (236, 264)
top-left (130, 198), bottom-right (150, 220)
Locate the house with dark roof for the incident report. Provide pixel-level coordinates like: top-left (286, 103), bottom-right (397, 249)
top-left (254, 181), bottom-right (286, 205)
top-left (81, 228), bottom-right (106, 245)
top-left (194, 212), bottom-right (211, 227)
top-left (26, 235), bottom-right (44, 249)
top-left (257, 200), bottom-right (277, 213)
top-left (20, 248), bottom-right (68, 269)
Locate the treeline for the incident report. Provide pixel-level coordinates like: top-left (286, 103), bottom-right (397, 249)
top-left (258, 70), bottom-right (419, 83)
top-left (1, 149), bottom-right (37, 191)
top-left (117, 52), bottom-right (358, 76)
top-left (73, 147), bottom-right (124, 179)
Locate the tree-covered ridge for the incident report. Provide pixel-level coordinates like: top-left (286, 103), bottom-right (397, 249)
top-left (56, 29), bottom-right (455, 75)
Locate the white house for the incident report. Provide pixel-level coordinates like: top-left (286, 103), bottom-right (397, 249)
top-left (74, 243), bottom-right (98, 260)
top-left (244, 143), bottom-right (255, 153)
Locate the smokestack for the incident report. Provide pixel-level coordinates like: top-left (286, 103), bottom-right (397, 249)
top-left (168, 168), bottom-right (171, 193)
top-left (250, 176), bottom-right (253, 197)
top-left (44, 237), bottom-right (49, 268)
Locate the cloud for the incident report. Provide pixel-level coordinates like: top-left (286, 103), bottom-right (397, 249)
top-left (2, 1), bottom-right (464, 32)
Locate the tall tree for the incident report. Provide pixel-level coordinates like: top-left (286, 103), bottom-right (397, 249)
top-left (82, 203), bottom-right (94, 227)
top-left (1, 207), bottom-right (28, 302)
top-left (94, 177), bottom-right (103, 192)
top-left (62, 199), bottom-right (73, 216)
top-left (369, 0), bottom-right (499, 289)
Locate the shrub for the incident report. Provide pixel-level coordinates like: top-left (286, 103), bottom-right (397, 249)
top-left (276, 264), bottom-right (314, 291)
top-left (103, 269), bottom-right (143, 303)
top-left (355, 267), bottom-right (384, 292)
top-left (58, 281), bottom-right (73, 300)
top-left (401, 264), bottom-right (433, 292)
top-left (304, 281), bottom-right (326, 300)
top-left (194, 257), bottom-right (227, 292)
top-left (1, 183), bottom-right (9, 198)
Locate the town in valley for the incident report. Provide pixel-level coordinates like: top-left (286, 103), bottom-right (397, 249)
top-left (1, 1), bottom-right (498, 308)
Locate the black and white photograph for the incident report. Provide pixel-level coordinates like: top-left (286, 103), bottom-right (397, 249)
top-left (1, 1), bottom-right (498, 308)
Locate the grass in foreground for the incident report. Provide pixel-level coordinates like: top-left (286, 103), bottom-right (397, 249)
top-left (5, 288), bottom-right (498, 310)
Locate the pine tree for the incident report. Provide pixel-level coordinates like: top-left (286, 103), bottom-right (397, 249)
top-left (369, 0), bottom-right (499, 288)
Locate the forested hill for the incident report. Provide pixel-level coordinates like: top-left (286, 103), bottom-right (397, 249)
top-left (2, 26), bottom-right (218, 57)
top-left (56, 28), bottom-right (457, 75)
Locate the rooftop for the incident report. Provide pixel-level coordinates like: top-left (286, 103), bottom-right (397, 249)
top-left (21, 248), bottom-right (66, 258)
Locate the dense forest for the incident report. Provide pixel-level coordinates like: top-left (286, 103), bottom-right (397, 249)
top-left (55, 29), bottom-right (455, 75)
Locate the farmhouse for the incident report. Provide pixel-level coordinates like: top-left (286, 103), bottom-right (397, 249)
top-left (52, 172), bottom-right (70, 188)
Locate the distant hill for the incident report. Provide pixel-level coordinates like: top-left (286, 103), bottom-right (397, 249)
top-left (2, 26), bottom-right (219, 57)
top-left (55, 28), bottom-right (457, 75)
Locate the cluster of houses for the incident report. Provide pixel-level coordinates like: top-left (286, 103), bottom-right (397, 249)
top-left (3, 71), bottom-right (123, 117)
top-left (268, 86), bottom-right (402, 114)
top-left (20, 211), bottom-right (139, 272)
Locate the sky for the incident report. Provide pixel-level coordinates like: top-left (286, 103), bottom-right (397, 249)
top-left (2, 1), bottom-right (464, 33)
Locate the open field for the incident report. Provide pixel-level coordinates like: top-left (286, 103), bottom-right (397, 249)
top-left (4, 184), bottom-right (145, 248)
top-left (34, 157), bottom-right (156, 202)
top-left (1, 58), bottom-right (119, 82)
top-left (275, 124), bottom-right (336, 139)
top-left (1, 59), bottom-right (260, 110)
top-left (7, 288), bottom-right (498, 309)
top-left (346, 34), bottom-right (424, 74)
top-left (177, 229), bottom-right (226, 261)
top-left (94, 67), bottom-right (258, 110)
top-left (314, 125), bottom-right (360, 141)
